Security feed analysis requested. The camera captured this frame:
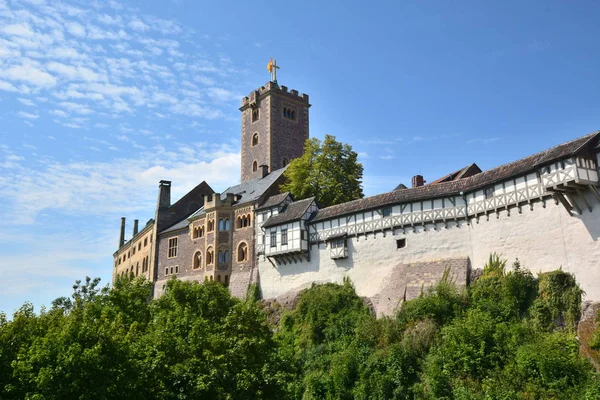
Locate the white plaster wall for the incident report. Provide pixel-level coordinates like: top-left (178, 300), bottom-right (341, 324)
top-left (259, 196), bottom-right (600, 302)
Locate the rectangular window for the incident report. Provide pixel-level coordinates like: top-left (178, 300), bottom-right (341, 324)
top-left (165, 267), bottom-right (168, 275)
top-left (383, 207), bottom-right (392, 217)
top-left (396, 238), bottom-right (406, 249)
top-left (132, 246), bottom-right (136, 255)
top-left (175, 265), bottom-right (179, 274)
top-left (281, 228), bottom-right (288, 246)
top-left (168, 237), bottom-right (178, 258)
top-left (485, 187), bottom-right (494, 199)
top-left (270, 231), bottom-right (277, 247)
top-left (144, 237), bottom-right (148, 247)
top-left (138, 243), bottom-right (141, 251)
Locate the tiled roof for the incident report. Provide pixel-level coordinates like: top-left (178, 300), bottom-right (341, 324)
top-left (428, 163), bottom-right (482, 185)
top-left (221, 166), bottom-right (287, 206)
top-left (262, 197), bottom-right (315, 228)
top-left (257, 192), bottom-right (291, 210)
top-left (184, 167), bottom-right (288, 222)
top-left (312, 131), bottom-right (599, 223)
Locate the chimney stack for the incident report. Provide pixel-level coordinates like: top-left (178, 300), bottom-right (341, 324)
top-left (119, 217), bottom-right (126, 248)
top-left (158, 180), bottom-right (172, 210)
top-left (133, 219), bottom-right (139, 236)
top-left (259, 164), bottom-right (269, 178)
top-left (412, 175), bottom-right (425, 188)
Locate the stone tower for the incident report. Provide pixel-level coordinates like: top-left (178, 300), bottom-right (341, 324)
top-left (239, 81), bottom-right (310, 182)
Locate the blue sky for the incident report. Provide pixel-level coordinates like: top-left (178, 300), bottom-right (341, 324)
top-left (1, 0), bottom-right (600, 315)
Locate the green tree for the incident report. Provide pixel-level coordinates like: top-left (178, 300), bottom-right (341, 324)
top-left (281, 135), bottom-right (364, 207)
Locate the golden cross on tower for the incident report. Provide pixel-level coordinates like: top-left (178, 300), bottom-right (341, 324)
top-left (267, 57), bottom-right (280, 82)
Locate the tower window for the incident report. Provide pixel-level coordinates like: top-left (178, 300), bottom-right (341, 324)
top-left (252, 161), bottom-right (258, 172)
top-left (252, 133), bottom-right (259, 146)
top-left (282, 158), bottom-right (289, 167)
top-left (252, 109), bottom-right (259, 122)
top-left (283, 107), bottom-right (296, 120)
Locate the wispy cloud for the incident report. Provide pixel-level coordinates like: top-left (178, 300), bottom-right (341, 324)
top-left (17, 111), bottom-right (39, 119)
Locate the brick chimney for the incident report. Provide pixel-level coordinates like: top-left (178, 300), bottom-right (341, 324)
top-left (133, 219), bottom-right (139, 236)
top-left (157, 180), bottom-right (171, 209)
top-left (412, 175), bottom-right (426, 188)
top-left (119, 217), bottom-right (126, 248)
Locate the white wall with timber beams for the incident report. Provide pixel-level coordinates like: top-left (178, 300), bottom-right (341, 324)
top-left (257, 157), bottom-right (600, 304)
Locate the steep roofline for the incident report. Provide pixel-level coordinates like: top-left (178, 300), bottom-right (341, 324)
top-left (311, 131), bottom-right (600, 223)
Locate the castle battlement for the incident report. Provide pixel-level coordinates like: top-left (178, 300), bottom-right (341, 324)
top-left (240, 81), bottom-right (310, 109)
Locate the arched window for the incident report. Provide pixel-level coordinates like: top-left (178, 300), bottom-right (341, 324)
top-left (193, 251), bottom-right (202, 269)
top-left (210, 275), bottom-right (213, 281)
top-left (252, 132), bottom-right (259, 146)
top-left (224, 219), bottom-right (230, 230)
top-left (217, 275), bottom-right (221, 282)
top-left (207, 247), bottom-right (214, 265)
top-left (252, 161), bottom-right (258, 172)
top-left (237, 216), bottom-right (242, 229)
top-left (224, 250), bottom-right (229, 263)
top-left (224, 275), bottom-right (229, 285)
top-left (237, 242), bottom-right (248, 262)
top-left (218, 219), bottom-right (224, 231)
top-left (282, 158), bottom-right (288, 167)
top-left (291, 110), bottom-right (295, 119)
top-left (208, 220), bottom-right (214, 232)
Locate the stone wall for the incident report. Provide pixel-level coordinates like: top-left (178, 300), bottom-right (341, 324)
top-left (258, 198), bottom-right (600, 314)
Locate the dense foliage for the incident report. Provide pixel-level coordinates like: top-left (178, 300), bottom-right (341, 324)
top-left (2, 258), bottom-right (600, 399)
top-left (281, 135), bottom-right (364, 207)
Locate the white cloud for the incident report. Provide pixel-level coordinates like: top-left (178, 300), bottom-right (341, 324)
top-left (97, 14), bottom-right (121, 25)
top-left (17, 111), bottom-right (39, 119)
top-left (128, 18), bottom-right (149, 32)
top-left (0, 80), bottom-right (18, 92)
top-left (1, 23), bottom-right (34, 37)
top-left (17, 97), bottom-right (35, 106)
top-left (46, 62), bottom-right (103, 82)
top-left (65, 22), bottom-right (86, 37)
top-left (2, 62), bottom-right (56, 87)
top-left (50, 109), bottom-right (68, 117)
top-left (58, 101), bottom-right (93, 114)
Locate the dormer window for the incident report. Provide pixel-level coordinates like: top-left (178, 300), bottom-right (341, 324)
top-left (252, 109), bottom-right (259, 122)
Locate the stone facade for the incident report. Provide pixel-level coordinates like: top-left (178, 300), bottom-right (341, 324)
top-left (240, 82), bottom-right (310, 183)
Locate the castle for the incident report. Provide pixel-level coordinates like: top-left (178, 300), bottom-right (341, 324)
top-left (113, 78), bottom-right (600, 317)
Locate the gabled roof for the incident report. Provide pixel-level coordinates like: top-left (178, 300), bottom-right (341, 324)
top-left (428, 163), bottom-right (482, 185)
top-left (182, 167), bottom-right (288, 222)
top-left (262, 197), bottom-right (315, 228)
top-left (257, 192), bottom-right (291, 210)
top-left (221, 166), bottom-right (287, 206)
top-left (311, 131), bottom-right (600, 223)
